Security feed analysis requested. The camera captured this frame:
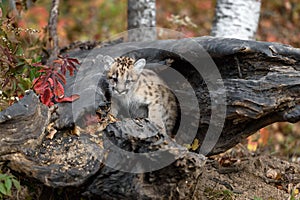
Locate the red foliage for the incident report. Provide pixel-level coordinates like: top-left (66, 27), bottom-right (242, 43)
top-left (55, 55), bottom-right (80, 76)
top-left (33, 56), bottom-right (80, 106)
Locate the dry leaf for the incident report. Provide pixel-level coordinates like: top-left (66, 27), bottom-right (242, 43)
top-left (191, 138), bottom-right (200, 151)
top-left (46, 122), bottom-right (57, 139)
top-left (70, 125), bottom-right (81, 136)
top-left (266, 168), bottom-right (281, 180)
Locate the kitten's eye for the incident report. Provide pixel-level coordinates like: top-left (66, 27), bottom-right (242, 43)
top-left (125, 80), bottom-right (131, 84)
top-left (109, 76), bottom-right (118, 82)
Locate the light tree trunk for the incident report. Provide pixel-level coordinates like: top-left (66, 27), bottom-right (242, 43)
top-left (127, 0), bottom-right (156, 42)
top-left (211, 0), bottom-right (261, 40)
top-left (48, 0), bottom-right (60, 62)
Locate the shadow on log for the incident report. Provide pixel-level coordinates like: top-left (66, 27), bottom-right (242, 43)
top-left (0, 36), bottom-right (300, 198)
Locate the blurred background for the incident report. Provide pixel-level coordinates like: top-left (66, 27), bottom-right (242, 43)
top-left (12, 0), bottom-right (300, 47)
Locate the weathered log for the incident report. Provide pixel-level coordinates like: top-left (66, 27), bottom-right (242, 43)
top-left (0, 91), bottom-right (49, 155)
top-left (0, 36), bottom-right (300, 198)
top-left (56, 36), bottom-right (300, 155)
top-left (0, 92), bottom-right (205, 199)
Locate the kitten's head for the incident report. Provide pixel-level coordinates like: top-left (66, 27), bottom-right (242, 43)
top-left (103, 55), bottom-right (146, 95)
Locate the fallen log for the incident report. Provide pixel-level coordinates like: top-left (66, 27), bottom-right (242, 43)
top-left (0, 36), bottom-right (300, 198)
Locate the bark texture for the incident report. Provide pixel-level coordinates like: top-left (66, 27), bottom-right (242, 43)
top-left (211, 0), bottom-right (261, 40)
top-left (0, 36), bottom-right (300, 198)
top-left (127, 0), bottom-right (156, 42)
top-left (48, 0), bottom-right (60, 61)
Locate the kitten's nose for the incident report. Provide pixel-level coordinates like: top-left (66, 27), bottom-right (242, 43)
top-left (115, 88), bottom-right (128, 95)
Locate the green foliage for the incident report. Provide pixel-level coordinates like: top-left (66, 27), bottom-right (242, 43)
top-left (0, 173), bottom-right (21, 199)
top-left (0, 2), bottom-right (43, 111)
top-left (204, 187), bottom-right (235, 200)
top-left (0, 2), bottom-right (81, 111)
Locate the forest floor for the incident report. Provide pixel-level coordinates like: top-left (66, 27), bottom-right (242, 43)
top-left (195, 144), bottom-right (300, 200)
top-left (2, 122), bottom-right (300, 200)
top-left (194, 121), bottom-right (300, 200)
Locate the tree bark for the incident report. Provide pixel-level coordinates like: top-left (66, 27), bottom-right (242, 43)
top-left (48, 0), bottom-right (60, 62)
top-left (211, 0), bottom-right (261, 40)
top-left (1, 36), bottom-right (300, 198)
top-left (127, 0), bottom-right (156, 42)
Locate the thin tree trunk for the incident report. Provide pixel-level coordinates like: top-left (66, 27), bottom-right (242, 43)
top-left (211, 0), bottom-right (261, 40)
top-left (127, 0), bottom-right (156, 42)
top-left (9, 0), bottom-right (17, 12)
top-left (48, 0), bottom-right (59, 62)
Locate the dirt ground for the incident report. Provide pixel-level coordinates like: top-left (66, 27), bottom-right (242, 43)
top-left (3, 145), bottom-right (300, 200)
top-left (195, 146), bottom-right (300, 200)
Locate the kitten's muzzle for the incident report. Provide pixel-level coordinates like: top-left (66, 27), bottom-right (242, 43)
top-left (114, 88), bottom-right (129, 95)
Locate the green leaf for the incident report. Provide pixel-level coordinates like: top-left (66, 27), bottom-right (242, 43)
top-left (18, 78), bottom-right (32, 92)
top-left (16, 46), bottom-right (24, 56)
top-left (12, 179), bottom-right (21, 191)
top-left (33, 56), bottom-right (42, 63)
top-left (16, 62), bottom-right (25, 68)
top-left (12, 80), bottom-right (17, 92)
top-left (0, 174), bottom-right (7, 180)
top-left (4, 178), bottom-right (12, 194)
top-left (29, 68), bottom-right (40, 81)
top-left (0, 183), bottom-right (7, 195)
top-left (17, 83), bottom-right (26, 92)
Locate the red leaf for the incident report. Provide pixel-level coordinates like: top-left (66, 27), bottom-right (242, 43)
top-left (36, 65), bottom-right (51, 71)
top-left (53, 59), bottom-right (63, 65)
top-left (67, 65), bottom-right (74, 76)
top-left (56, 94), bottom-right (80, 103)
top-left (48, 77), bottom-right (54, 88)
top-left (67, 59), bottom-right (79, 71)
top-left (40, 88), bottom-right (54, 106)
top-left (33, 75), bottom-right (46, 86)
top-left (67, 57), bottom-right (80, 65)
top-left (56, 55), bottom-right (80, 76)
top-left (55, 72), bottom-right (66, 84)
top-left (53, 80), bottom-right (65, 98)
top-left (32, 77), bottom-right (40, 86)
top-left (60, 62), bottom-right (67, 75)
top-left (33, 77), bottom-right (50, 94)
top-left (32, 55), bottom-right (80, 106)
top-left (32, 62), bottom-right (43, 67)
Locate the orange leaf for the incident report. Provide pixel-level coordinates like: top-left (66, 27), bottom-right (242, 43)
top-left (258, 128), bottom-right (270, 146)
top-left (56, 94), bottom-right (80, 103)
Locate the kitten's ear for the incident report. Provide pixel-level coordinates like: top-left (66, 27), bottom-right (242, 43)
top-left (134, 59), bottom-right (146, 74)
top-left (103, 55), bottom-right (115, 70)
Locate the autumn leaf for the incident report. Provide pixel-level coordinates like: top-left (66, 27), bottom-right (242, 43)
top-left (247, 135), bottom-right (258, 152)
top-left (258, 127), bottom-right (270, 146)
top-left (57, 55), bottom-right (80, 76)
top-left (56, 94), bottom-right (80, 103)
top-left (40, 87), bottom-right (53, 106)
top-left (53, 79), bottom-right (65, 98)
top-left (191, 138), bottom-right (200, 151)
top-left (32, 76), bottom-right (49, 94)
top-left (32, 55), bottom-right (80, 106)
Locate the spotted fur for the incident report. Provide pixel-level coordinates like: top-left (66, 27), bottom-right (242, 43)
top-left (103, 55), bottom-right (178, 136)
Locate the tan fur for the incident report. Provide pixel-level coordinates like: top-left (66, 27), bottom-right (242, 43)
top-left (103, 56), bottom-right (178, 136)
